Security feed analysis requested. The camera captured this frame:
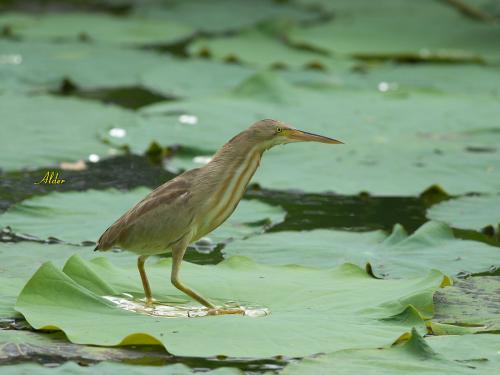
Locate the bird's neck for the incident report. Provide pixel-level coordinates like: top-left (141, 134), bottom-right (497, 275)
top-left (196, 134), bottom-right (265, 236)
top-left (208, 132), bottom-right (266, 188)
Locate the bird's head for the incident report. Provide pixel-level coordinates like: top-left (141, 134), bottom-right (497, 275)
top-left (248, 119), bottom-right (343, 149)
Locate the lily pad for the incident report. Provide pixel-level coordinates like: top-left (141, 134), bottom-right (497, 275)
top-left (224, 228), bottom-right (386, 267)
top-left (0, 188), bottom-right (285, 244)
top-left (126, 72), bottom-right (500, 195)
top-left (0, 94), bottom-right (136, 171)
top-left (341, 63), bottom-right (500, 97)
top-left (433, 276), bottom-right (500, 332)
top-left (288, 0), bottom-right (500, 62)
top-left (223, 221), bottom-right (500, 278)
top-left (425, 333), bottom-right (500, 371)
top-left (0, 242), bottom-right (91, 318)
top-left (134, 0), bottom-right (320, 33)
top-left (0, 361), bottom-right (241, 375)
top-left (0, 13), bottom-right (194, 46)
top-left (140, 58), bottom-right (255, 99)
top-left (0, 40), bottom-right (254, 98)
top-left (0, 40), bottom-right (165, 93)
top-left (189, 30), bottom-right (330, 68)
top-left (281, 328), bottom-right (496, 375)
top-left (0, 240), bottom-right (141, 319)
top-left (427, 195), bottom-right (500, 231)
top-left (15, 254), bottom-right (447, 357)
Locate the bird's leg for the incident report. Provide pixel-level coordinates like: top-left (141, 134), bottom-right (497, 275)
top-left (171, 241), bottom-right (216, 309)
top-left (137, 255), bottom-right (153, 307)
top-left (171, 240), bottom-right (244, 316)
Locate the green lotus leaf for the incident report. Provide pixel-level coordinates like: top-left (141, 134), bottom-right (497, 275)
top-left (339, 63), bottom-right (500, 97)
top-left (0, 188), bottom-right (285, 244)
top-left (433, 276), bottom-right (500, 332)
top-left (281, 328), bottom-right (497, 375)
top-left (123, 71), bottom-right (500, 195)
top-left (425, 333), bottom-right (500, 371)
top-left (15, 254), bottom-right (447, 357)
top-left (0, 361), bottom-right (241, 375)
top-left (133, 0), bottom-right (320, 33)
top-left (141, 58), bottom-right (255, 99)
top-left (427, 194), bottom-right (500, 231)
top-left (0, 40), bottom-right (164, 93)
top-left (0, 94), bottom-right (136, 170)
top-left (0, 39), bottom-right (256, 98)
top-left (0, 242), bottom-right (135, 318)
top-left (0, 13), bottom-right (194, 46)
top-left (223, 221), bottom-right (500, 278)
top-left (189, 30), bottom-right (330, 68)
top-left (288, 0), bottom-right (500, 62)
top-left (224, 228), bottom-right (385, 268)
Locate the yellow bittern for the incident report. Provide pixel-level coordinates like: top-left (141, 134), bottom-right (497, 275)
top-left (95, 119), bottom-right (342, 314)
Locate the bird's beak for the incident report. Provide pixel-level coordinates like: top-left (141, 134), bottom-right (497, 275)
top-left (285, 129), bottom-right (343, 144)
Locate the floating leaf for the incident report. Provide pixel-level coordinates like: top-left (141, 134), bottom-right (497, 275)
top-left (223, 221), bottom-right (499, 278)
top-left (0, 242), bottom-right (95, 318)
top-left (0, 241), bottom-right (139, 318)
top-left (0, 13), bottom-right (194, 46)
top-left (0, 188), bottom-right (285, 244)
top-left (340, 63), bottom-right (500, 97)
top-left (141, 58), bottom-right (255, 99)
top-left (0, 40), bottom-right (256, 98)
top-left (281, 328), bottom-right (495, 375)
top-left (15, 254), bottom-right (446, 357)
top-left (0, 94), bottom-right (136, 170)
top-left (134, 0), bottom-right (320, 33)
top-left (189, 30), bottom-right (329, 68)
top-left (0, 40), bottom-right (165, 93)
top-left (125, 72), bottom-right (500, 195)
top-left (425, 333), bottom-right (500, 371)
top-left (433, 276), bottom-right (500, 332)
top-left (288, 0), bottom-right (500, 62)
top-left (427, 194), bottom-right (500, 231)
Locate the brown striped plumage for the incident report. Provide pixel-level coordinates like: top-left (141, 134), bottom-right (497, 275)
top-left (94, 119), bottom-right (342, 313)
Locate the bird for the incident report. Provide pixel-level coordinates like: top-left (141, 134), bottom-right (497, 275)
top-left (94, 119), bottom-right (342, 315)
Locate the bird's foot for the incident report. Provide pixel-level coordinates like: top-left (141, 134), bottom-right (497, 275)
top-left (142, 297), bottom-right (156, 308)
top-left (207, 307), bottom-right (245, 316)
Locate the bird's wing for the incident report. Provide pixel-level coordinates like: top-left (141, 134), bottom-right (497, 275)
top-left (95, 176), bottom-right (196, 252)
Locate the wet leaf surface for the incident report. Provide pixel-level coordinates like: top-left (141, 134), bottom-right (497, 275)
top-left (433, 276), bottom-right (500, 332)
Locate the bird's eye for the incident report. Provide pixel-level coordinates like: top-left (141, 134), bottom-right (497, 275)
top-left (276, 127), bottom-right (282, 133)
